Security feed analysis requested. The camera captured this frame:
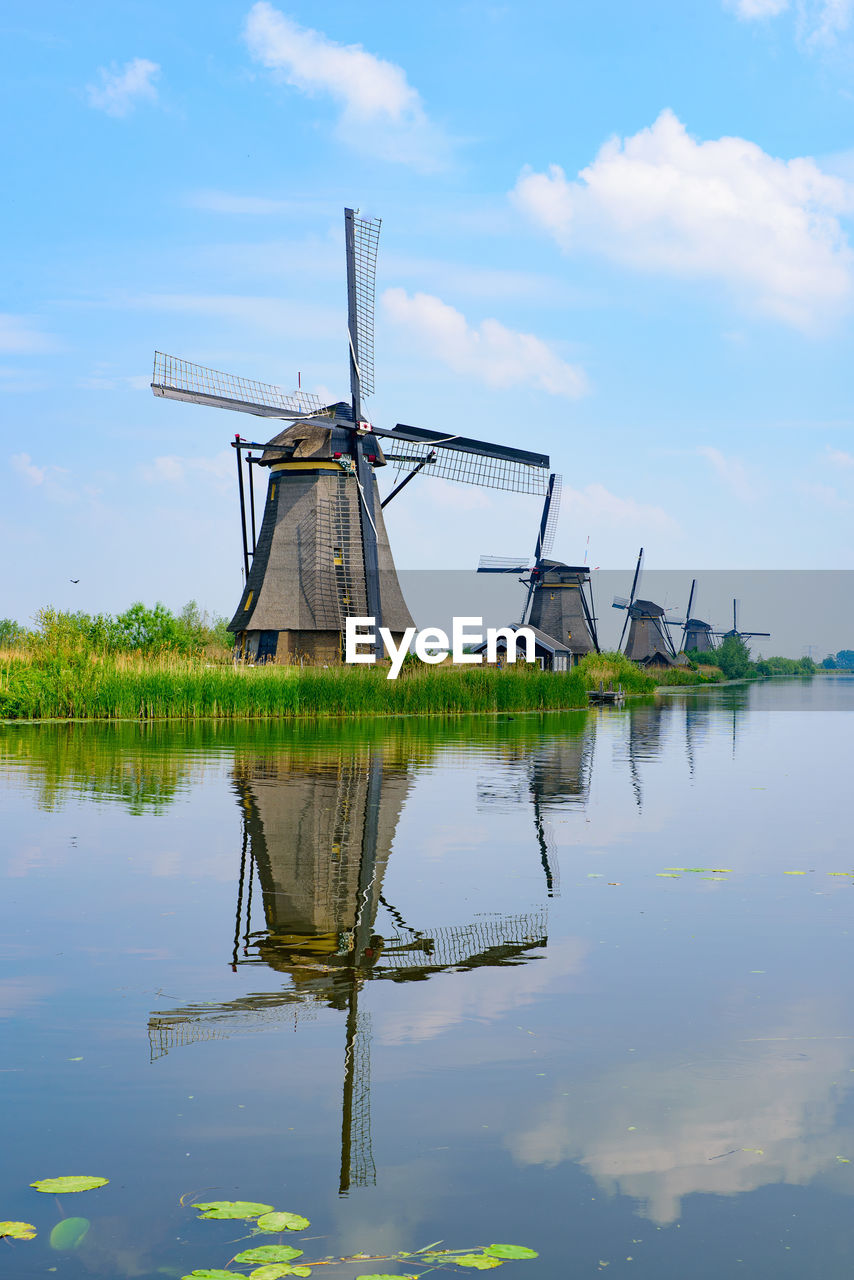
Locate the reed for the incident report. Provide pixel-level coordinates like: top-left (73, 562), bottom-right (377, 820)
top-left (0, 649), bottom-right (659, 722)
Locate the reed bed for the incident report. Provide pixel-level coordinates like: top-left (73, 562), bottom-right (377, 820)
top-left (0, 649), bottom-right (657, 722)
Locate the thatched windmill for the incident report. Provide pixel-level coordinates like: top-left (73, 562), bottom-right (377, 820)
top-left (612, 548), bottom-right (676, 667)
top-left (477, 473), bottom-right (599, 663)
top-left (151, 209), bottom-right (550, 663)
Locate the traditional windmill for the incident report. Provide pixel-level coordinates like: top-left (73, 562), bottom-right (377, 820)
top-left (670, 579), bottom-right (717, 654)
top-left (718, 599), bottom-right (770, 646)
top-left (151, 209), bottom-right (550, 663)
top-left (611, 549), bottom-right (677, 667)
top-left (149, 740), bottom-right (548, 1193)
top-left (476, 473), bottom-right (599, 663)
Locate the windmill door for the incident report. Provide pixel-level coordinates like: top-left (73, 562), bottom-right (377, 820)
top-left (257, 631), bottom-right (279, 663)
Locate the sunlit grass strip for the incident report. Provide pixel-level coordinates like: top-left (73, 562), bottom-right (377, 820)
top-left (0, 650), bottom-right (658, 722)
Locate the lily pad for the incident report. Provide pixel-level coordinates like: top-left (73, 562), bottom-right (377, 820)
top-left (255, 1212), bottom-right (310, 1233)
top-left (50, 1217), bottom-right (90, 1250)
top-left (30, 1175), bottom-right (108, 1194)
top-left (484, 1246), bottom-right (539, 1260)
top-left (0, 1221), bottom-right (37, 1240)
top-left (193, 1201), bottom-right (274, 1221)
top-left (455, 1256), bottom-right (503, 1270)
top-left (234, 1246), bottom-right (304, 1264)
top-left (181, 1271), bottom-right (244, 1279)
top-left (248, 1267), bottom-right (306, 1280)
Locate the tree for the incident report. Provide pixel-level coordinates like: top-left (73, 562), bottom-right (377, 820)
top-left (716, 634), bottom-right (753, 679)
top-left (0, 618), bottom-right (26, 647)
top-left (835, 650), bottom-right (854, 670)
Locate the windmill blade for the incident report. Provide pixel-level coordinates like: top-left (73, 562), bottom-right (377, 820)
top-left (478, 555), bottom-right (530, 573)
top-left (151, 351), bottom-right (326, 419)
top-left (612, 595), bottom-right (630, 610)
top-left (538, 473), bottom-right (563, 560)
top-left (619, 547), bottom-right (644, 650)
top-left (345, 209), bottom-right (381, 418)
top-left (681, 578), bottom-right (697, 651)
top-left (385, 425), bottom-right (549, 495)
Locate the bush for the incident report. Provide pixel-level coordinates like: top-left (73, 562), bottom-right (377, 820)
top-left (0, 619), bottom-right (27, 648)
top-left (715, 634), bottom-right (753, 679)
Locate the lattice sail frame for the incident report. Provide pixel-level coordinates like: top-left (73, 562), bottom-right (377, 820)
top-left (541, 474), bottom-right (563, 558)
top-left (351, 216), bottom-right (381, 399)
top-left (152, 351), bottom-right (326, 418)
top-left (387, 438), bottom-right (549, 496)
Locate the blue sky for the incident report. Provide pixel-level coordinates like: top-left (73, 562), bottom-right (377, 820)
top-left (2, 0), bottom-right (854, 624)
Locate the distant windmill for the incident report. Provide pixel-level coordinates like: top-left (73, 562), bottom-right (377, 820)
top-left (718, 599), bottom-right (770, 645)
top-left (477, 473), bottom-right (599, 662)
top-left (152, 209), bottom-right (550, 663)
top-left (669, 579), bottom-right (716, 654)
top-left (611, 548), bottom-right (676, 667)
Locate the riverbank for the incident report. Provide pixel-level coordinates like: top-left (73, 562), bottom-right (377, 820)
top-left (0, 649), bottom-right (677, 722)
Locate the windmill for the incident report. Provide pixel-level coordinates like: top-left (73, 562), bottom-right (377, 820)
top-left (718, 599), bottom-right (770, 645)
top-left (611, 548), bottom-right (676, 667)
top-left (151, 209), bottom-right (550, 663)
top-left (476, 473), bottom-right (599, 662)
top-left (669, 579), bottom-right (716, 655)
top-left (148, 741), bottom-right (548, 1193)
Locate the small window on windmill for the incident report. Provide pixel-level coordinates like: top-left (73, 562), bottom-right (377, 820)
top-left (333, 545), bottom-right (343, 566)
top-left (550, 592), bottom-right (555, 600)
top-left (270, 484), bottom-right (276, 501)
top-left (244, 590), bottom-right (254, 611)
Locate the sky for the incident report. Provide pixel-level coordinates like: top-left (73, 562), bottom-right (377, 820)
top-left (2, 0), bottom-right (854, 627)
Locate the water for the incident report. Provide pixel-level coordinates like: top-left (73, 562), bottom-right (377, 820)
top-left (2, 677), bottom-right (853, 1278)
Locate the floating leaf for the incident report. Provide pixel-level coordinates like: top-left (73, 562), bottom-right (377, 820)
top-left (30, 1176), bottom-right (108, 1194)
top-left (234, 1246), bottom-right (304, 1264)
top-left (484, 1245), bottom-right (539, 1260)
top-left (50, 1217), bottom-right (90, 1250)
top-left (193, 1202), bottom-right (274, 1221)
top-left (255, 1212), bottom-right (310, 1233)
top-left (181, 1271), bottom-right (244, 1279)
top-left (0, 1221), bottom-right (37, 1240)
top-left (454, 1256), bottom-right (503, 1270)
top-left (248, 1267), bottom-right (306, 1280)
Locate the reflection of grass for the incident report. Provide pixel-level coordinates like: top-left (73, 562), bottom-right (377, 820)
top-left (0, 649), bottom-right (668, 721)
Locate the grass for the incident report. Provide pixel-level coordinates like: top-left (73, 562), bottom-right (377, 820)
top-left (0, 648), bottom-right (660, 722)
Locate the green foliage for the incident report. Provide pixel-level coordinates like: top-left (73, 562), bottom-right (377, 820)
top-left (822, 655), bottom-right (837, 668)
top-left (30, 1175), bottom-right (108, 1193)
top-left (484, 1247), bottom-right (539, 1260)
top-left (714, 634), bottom-right (753, 679)
top-left (754, 655), bottom-right (816, 676)
top-left (193, 1202), bottom-right (274, 1220)
top-left (0, 1221), bottom-right (37, 1240)
top-left (0, 618), bottom-right (27, 647)
top-left (835, 649), bottom-right (854, 669)
top-left (49, 1217), bottom-right (90, 1250)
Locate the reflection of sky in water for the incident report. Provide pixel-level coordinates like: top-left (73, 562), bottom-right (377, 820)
top-left (1, 679), bottom-right (854, 1279)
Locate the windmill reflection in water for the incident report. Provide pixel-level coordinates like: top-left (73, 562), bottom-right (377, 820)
top-left (148, 743), bottom-right (549, 1194)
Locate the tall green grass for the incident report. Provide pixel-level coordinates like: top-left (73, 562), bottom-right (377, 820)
top-left (0, 649), bottom-right (658, 722)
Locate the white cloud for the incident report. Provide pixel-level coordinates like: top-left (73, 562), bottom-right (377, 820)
top-left (798, 0), bottom-right (854, 44)
top-left (826, 445), bottom-right (854, 467)
top-left (727, 0), bottom-right (789, 17)
top-left (243, 2), bottom-right (450, 170)
top-left (696, 446), bottom-right (756, 500)
top-left (185, 190), bottom-right (294, 215)
top-left (11, 453), bottom-right (46, 485)
top-left (381, 288), bottom-right (588, 399)
top-left (86, 58), bottom-right (160, 118)
top-left (561, 482), bottom-right (679, 535)
top-left (512, 109), bottom-right (854, 328)
top-left (141, 450), bottom-right (233, 491)
top-left (0, 314), bottom-right (56, 354)
top-left (800, 480), bottom-right (850, 507)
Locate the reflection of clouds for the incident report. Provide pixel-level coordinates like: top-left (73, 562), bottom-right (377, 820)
top-left (0, 976), bottom-right (55, 1017)
top-left (508, 1002), bottom-right (854, 1224)
top-left (377, 938), bottom-right (587, 1046)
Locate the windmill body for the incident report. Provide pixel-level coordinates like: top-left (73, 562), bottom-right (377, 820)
top-left (683, 619), bottom-right (716, 653)
top-left (227, 413), bottom-right (413, 663)
top-left (612, 550), bottom-right (676, 667)
top-left (152, 210), bottom-right (550, 663)
top-left (623, 599), bottom-right (676, 666)
top-left (477, 474), bottom-right (599, 665)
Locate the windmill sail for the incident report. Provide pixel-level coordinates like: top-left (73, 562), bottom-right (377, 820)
top-left (152, 351), bottom-right (326, 418)
top-left (386, 426), bottom-right (549, 495)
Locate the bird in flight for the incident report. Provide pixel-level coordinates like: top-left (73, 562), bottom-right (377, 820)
top-left (70, 578), bottom-right (79, 584)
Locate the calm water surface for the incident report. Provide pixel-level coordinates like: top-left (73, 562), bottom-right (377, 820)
top-left (2, 677), bottom-right (853, 1279)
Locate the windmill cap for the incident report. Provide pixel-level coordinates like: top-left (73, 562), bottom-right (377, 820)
top-left (629, 599), bottom-right (666, 617)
